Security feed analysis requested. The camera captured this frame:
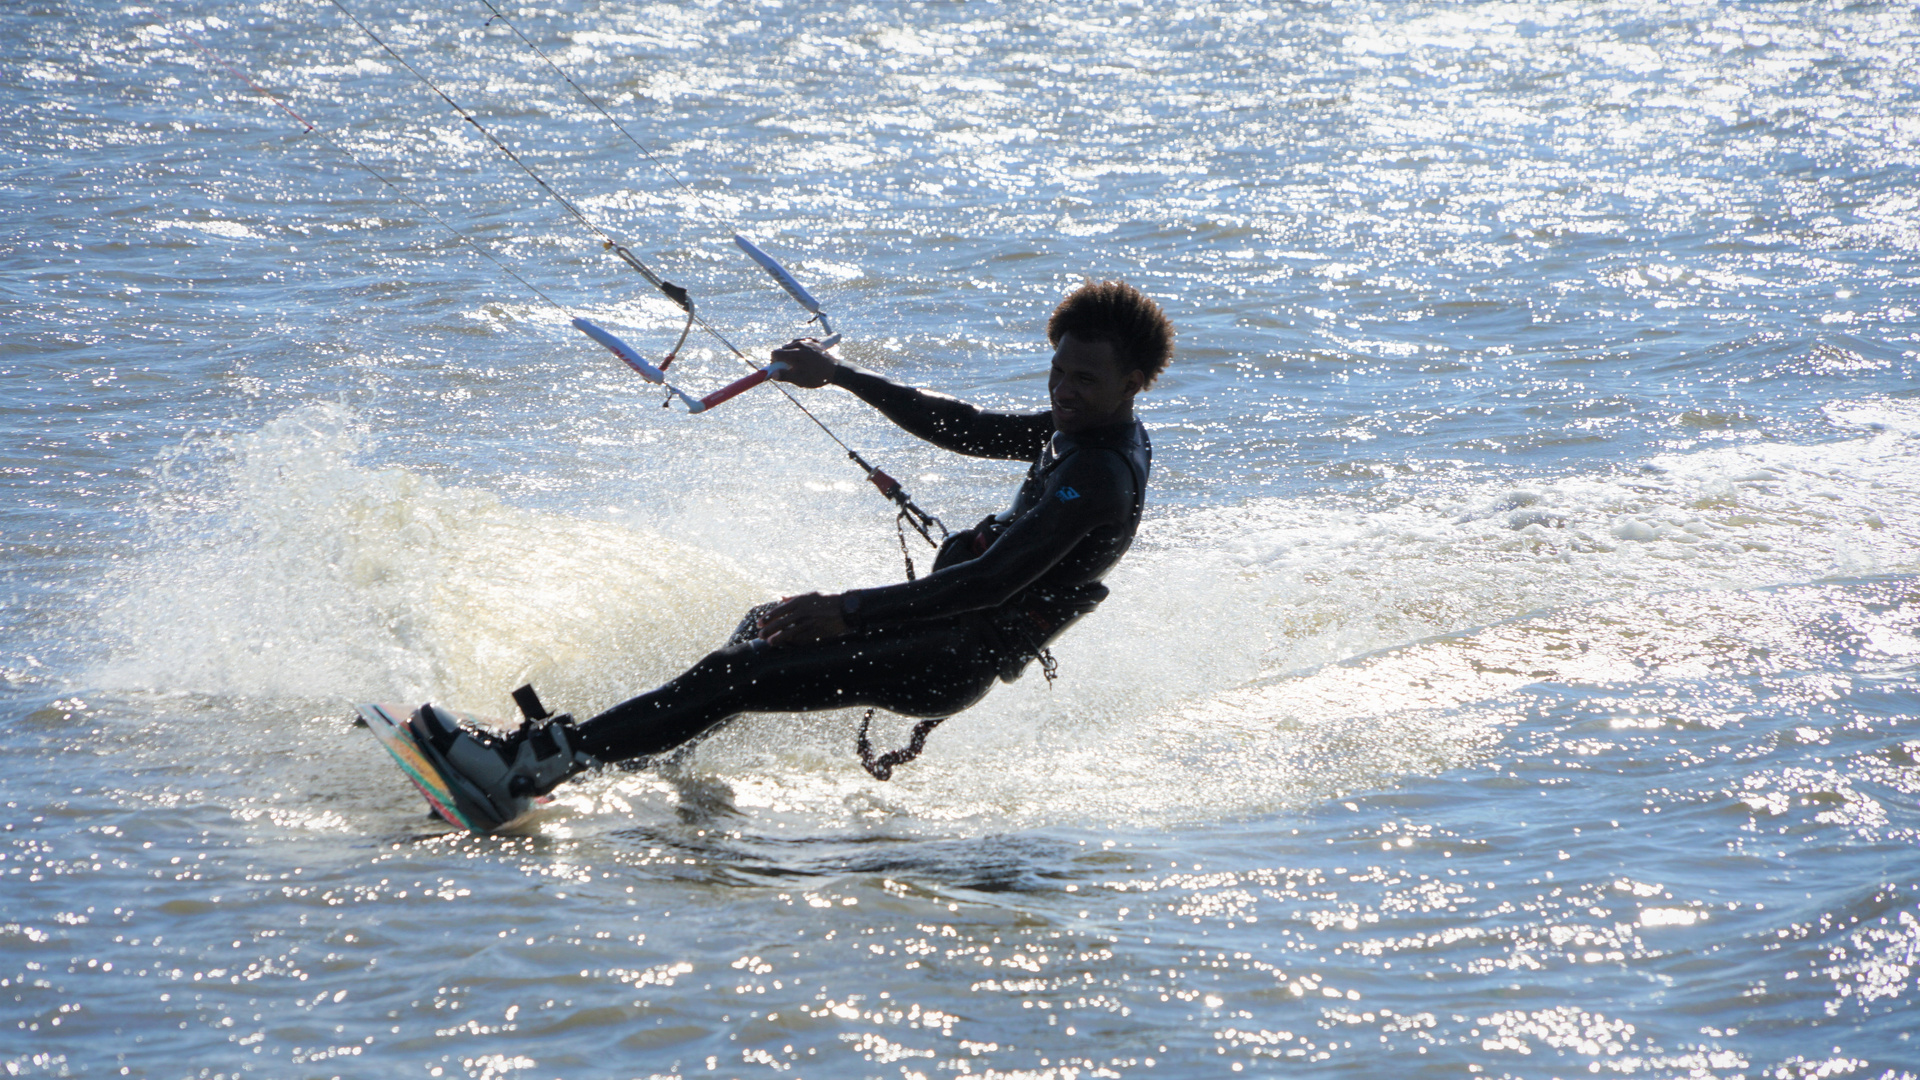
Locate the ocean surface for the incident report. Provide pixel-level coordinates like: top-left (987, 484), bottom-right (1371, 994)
top-left (4, 1), bottom-right (1919, 1076)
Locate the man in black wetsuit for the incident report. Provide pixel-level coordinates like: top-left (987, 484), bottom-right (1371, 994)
top-left (408, 280), bottom-right (1173, 830)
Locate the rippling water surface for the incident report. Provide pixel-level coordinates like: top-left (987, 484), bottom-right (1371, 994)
top-left (4, 1), bottom-right (1919, 1077)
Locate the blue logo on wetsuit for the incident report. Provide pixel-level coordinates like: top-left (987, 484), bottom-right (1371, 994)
top-left (1056, 487), bottom-right (1081, 502)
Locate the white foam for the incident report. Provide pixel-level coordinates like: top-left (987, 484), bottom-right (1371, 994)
top-left (93, 404), bottom-right (767, 716)
top-left (95, 400), bottom-right (1920, 832)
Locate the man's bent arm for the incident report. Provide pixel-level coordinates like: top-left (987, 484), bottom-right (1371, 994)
top-left (829, 363), bottom-right (1050, 462)
top-left (840, 449), bottom-right (1133, 625)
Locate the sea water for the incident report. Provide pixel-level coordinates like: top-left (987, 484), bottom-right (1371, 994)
top-left (3, 1), bottom-right (1918, 1077)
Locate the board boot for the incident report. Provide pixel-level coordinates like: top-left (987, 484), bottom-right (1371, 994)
top-left (403, 703), bottom-right (593, 832)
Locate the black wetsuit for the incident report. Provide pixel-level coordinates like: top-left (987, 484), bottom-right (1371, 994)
top-left (576, 364), bottom-right (1151, 763)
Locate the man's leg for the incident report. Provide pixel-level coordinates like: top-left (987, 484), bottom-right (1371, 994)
top-left (577, 616), bottom-right (1005, 764)
top-left (395, 614), bottom-right (1006, 830)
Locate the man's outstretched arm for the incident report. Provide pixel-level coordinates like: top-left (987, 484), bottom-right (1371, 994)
top-left (773, 339), bottom-right (1049, 461)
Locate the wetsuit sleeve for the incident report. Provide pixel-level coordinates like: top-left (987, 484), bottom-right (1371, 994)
top-left (843, 449), bottom-right (1135, 626)
top-left (829, 363), bottom-right (1051, 461)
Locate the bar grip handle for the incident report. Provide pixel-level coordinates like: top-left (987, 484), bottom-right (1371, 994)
top-left (698, 361), bottom-right (788, 411)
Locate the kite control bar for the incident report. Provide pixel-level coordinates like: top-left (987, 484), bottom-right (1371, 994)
top-left (577, 241), bottom-right (942, 555)
top-left (574, 319), bottom-right (796, 415)
top-left (578, 239), bottom-right (845, 414)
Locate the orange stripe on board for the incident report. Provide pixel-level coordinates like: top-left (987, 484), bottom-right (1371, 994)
top-left (362, 704), bottom-right (473, 830)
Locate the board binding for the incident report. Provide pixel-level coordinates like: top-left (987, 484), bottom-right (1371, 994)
top-left (357, 702), bottom-right (546, 833)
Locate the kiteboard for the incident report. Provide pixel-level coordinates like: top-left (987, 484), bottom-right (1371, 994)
top-left (356, 702), bottom-right (543, 833)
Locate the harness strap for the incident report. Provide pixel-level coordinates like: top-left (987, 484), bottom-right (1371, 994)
top-left (857, 710), bottom-right (948, 781)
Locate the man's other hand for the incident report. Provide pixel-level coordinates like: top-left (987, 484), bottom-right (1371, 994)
top-left (760, 592), bottom-right (849, 646)
top-left (770, 338), bottom-right (838, 388)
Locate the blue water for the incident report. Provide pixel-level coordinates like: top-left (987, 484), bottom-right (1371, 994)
top-left (4, 1), bottom-right (1919, 1076)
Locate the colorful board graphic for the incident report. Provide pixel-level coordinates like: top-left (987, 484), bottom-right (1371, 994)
top-left (357, 702), bottom-right (490, 832)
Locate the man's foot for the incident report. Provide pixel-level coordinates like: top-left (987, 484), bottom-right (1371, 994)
top-left (407, 704), bottom-right (594, 832)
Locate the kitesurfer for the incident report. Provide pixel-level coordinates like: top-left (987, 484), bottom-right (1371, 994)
top-left (408, 280), bottom-right (1173, 829)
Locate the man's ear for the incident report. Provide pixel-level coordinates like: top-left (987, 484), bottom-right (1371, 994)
top-left (1123, 368), bottom-right (1147, 395)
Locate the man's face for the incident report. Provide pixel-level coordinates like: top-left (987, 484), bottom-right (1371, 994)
top-left (1048, 333), bottom-right (1145, 434)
